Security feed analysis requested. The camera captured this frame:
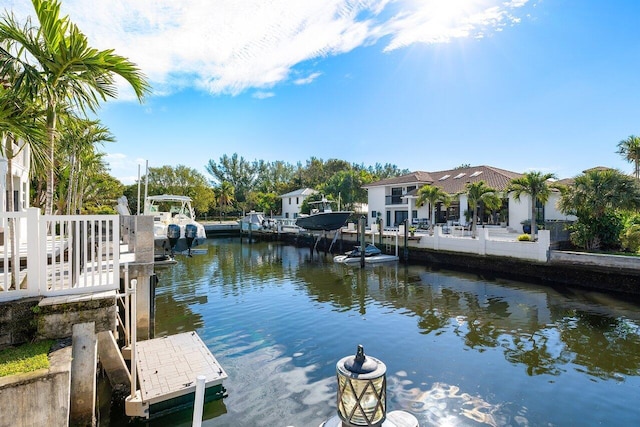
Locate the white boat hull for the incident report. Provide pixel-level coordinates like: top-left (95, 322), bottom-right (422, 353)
top-left (333, 254), bottom-right (399, 264)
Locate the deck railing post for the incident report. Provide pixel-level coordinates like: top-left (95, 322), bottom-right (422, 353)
top-left (25, 208), bottom-right (43, 294)
top-left (130, 279), bottom-right (138, 400)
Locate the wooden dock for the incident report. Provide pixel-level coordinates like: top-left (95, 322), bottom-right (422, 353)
top-left (126, 331), bottom-right (228, 419)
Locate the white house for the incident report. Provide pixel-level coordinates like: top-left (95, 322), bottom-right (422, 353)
top-left (279, 188), bottom-right (318, 219)
top-left (1, 136), bottom-right (31, 243)
top-left (0, 136), bottom-right (30, 214)
top-left (363, 165), bottom-right (574, 231)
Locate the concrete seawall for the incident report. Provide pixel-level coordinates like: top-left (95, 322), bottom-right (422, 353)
top-left (249, 231), bottom-right (640, 296)
top-left (0, 345), bottom-right (72, 427)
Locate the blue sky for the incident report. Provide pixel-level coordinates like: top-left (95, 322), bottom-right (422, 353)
top-left (6, 0), bottom-right (640, 184)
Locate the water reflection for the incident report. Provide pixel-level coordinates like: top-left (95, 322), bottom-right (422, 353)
top-left (141, 239), bottom-right (640, 426)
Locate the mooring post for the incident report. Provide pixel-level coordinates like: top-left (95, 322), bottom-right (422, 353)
top-left (359, 215), bottom-right (366, 268)
top-left (403, 219), bottom-right (409, 262)
top-left (192, 375), bottom-right (206, 427)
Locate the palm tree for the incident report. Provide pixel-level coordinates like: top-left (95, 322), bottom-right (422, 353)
top-left (464, 181), bottom-right (502, 238)
top-left (216, 181), bottom-right (235, 222)
top-left (508, 171), bottom-right (557, 236)
top-left (558, 169), bottom-right (640, 249)
top-left (0, 0), bottom-right (150, 215)
top-left (0, 83), bottom-right (47, 288)
top-left (415, 184), bottom-right (451, 231)
top-left (58, 116), bottom-right (114, 214)
top-left (617, 135), bottom-right (640, 180)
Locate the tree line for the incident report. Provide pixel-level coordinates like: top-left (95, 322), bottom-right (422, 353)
top-left (122, 155), bottom-right (409, 217)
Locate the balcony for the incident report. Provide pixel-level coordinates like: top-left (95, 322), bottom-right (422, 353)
top-left (385, 195), bottom-right (405, 205)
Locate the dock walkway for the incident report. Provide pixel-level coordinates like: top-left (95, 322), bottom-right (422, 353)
top-left (127, 331), bottom-right (228, 419)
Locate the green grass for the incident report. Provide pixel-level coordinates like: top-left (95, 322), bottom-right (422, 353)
top-left (0, 340), bottom-right (53, 377)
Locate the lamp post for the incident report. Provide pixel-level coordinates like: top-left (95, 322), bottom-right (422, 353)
top-left (321, 345), bottom-right (419, 427)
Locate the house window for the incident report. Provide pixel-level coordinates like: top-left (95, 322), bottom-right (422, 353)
top-left (406, 185), bottom-right (416, 193)
top-left (535, 199), bottom-right (545, 223)
top-left (289, 198), bottom-right (291, 205)
top-left (371, 210), bottom-right (377, 218)
top-left (296, 197), bottom-right (299, 204)
top-left (285, 212), bottom-right (289, 218)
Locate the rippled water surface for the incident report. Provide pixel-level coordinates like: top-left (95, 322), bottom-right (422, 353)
top-left (117, 238), bottom-right (640, 426)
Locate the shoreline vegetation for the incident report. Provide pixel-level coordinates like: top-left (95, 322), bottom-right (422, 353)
top-left (0, 340), bottom-right (53, 377)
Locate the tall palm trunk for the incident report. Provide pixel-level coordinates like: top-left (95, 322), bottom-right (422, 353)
top-left (45, 105), bottom-right (57, 216)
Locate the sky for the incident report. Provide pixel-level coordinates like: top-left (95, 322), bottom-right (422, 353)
top-left (4, 0), bottom-right (640, 185)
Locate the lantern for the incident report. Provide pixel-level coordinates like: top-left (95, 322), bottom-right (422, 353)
top-left (336, 345), bottom-right (386, 426)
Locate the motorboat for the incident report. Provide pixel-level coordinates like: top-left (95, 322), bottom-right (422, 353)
top-left (295, 197), bottom-right (352, 231)
top-left (333, 243), bottom-right (399, 264)
top-left (238, 212), bottom-right (277, 232)
top-left (143, 195), bottom-right (207, 258)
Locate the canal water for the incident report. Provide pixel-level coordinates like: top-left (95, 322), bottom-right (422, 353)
top-left (107, 238), bottom-right (640, 426)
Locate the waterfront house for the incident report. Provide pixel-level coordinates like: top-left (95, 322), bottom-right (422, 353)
top-left (279, 188), bottom-right (318, 219)
top-left (0, 136), bottom-right (31, 236)
top-left (363, 165), bottom-right (572, 231)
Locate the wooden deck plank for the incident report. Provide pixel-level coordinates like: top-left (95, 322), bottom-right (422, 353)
top-left (136, 331), bottom-right (228, 405)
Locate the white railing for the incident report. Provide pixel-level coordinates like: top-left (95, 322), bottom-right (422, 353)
top-left (0, 208), bottom-right (120, 302)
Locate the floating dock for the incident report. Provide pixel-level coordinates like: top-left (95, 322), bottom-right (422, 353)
top-left (125, 331), bottom-right (228, 419)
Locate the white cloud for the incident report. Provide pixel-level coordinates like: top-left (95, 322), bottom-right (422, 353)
top-left (294, 72), bottom-right (322, 86)
top-left (3, 0), bottom-right (531, 97)
top-left (103, 153), bottom-right (146, 184)
top-left (253, 91), bottom-right (275, 99)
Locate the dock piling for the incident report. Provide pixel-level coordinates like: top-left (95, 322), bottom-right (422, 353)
top-left (192, 375), bottom-right (206, 427)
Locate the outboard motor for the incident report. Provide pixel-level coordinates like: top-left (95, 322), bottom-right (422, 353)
top-left (167, 224), bottom-right (181, 256)
top-left (185, 224), bottom-right (198, 257)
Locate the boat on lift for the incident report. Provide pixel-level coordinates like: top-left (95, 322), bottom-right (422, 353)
top-left (333, 243), bottom-right (399, 264)
top-left (143, 195), bottom-right (207, 259)
top-left (295, 197), bottom-right (352, 231)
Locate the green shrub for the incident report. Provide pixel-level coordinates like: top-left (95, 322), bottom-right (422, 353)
top-left (620, 223), bottom-right (640, 253)
top-left (0, 340), bottom-right (53, 377)
top-left (517, 234), bottom-right (532, 241)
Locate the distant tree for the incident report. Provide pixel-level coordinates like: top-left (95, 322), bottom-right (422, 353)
top-left (368, 163), bottom-right (410, 180)
top-left (508, 171), bottom-right (557, 236)
top-left (416, 184), bottom-right (451, 230)
top-left (463, 181), bottom-right (502, 238)
top-left (254, 160), bottom-right (296, 194)
top-left (559, 169), bottom-right (640, 249)
top-left (455, 163), bottom-right (471, 169)
top-left (81, 172), bottom-right (123, 214)
top-left (320, 169), bottom-right (373, 210)
top-left (205, 153), bottom-right (261, 203)
top-left (215, 181), bottom-right (235, 221)
top-left (245, 191), bottom-right (279, 215)
top-left (143, 165), bottom-right (215, 216)
top-left (617, 135), bottom-right (640, 180)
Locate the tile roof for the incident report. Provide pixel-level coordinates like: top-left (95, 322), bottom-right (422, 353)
top-left (362, 171), bottom-right (434, 187)
top-left (365, 165), bottom-right (522, 194)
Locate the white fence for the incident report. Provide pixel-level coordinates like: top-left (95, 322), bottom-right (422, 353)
top-left (0, 208), bottom-right (120, 302)
top-left (355, 225), bottom-right (550, 262)
top-left (411, 226), bottom-right (550, 262)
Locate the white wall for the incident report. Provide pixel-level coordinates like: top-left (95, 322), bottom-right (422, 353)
top-left (367, 187), bottom-right (386, 225)
top-left (281, 195), bottom-right (306, 219)
top-left (508, 194), bottom-right (529, 231)
top-left (545, 193), bottom-right (576, 221)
